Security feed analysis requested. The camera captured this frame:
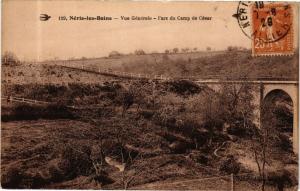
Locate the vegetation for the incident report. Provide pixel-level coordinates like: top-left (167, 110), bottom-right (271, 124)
top-left (119, 50), bottom-right (298, 79)
top-left (2, 51), bottom-right (20, 66)
top-left (1, 49), bottom-right (297, 190)
top-left (1, 103), bottom-right (75, 121)
top-left (134, 49), bottom-right (146, 55)
top-left (108, 51), bottom-right (122, 58)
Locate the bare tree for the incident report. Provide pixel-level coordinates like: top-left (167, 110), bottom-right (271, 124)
top-left (173, 48), bottom-right (179, 54)
top-left (218, 82), bottom-right (256, 129)
top-left (121, 90), bottom-right (134, 117)
top-left (252, 129), bottom-right (268, 191)
top-left (134, 49), bottom-right (146, 55)
top-left (109, 51), bottom-right (122, 57)
top-left (181, 48), bottom-right (189, 53)
top-left (252, 101), bottom-right (288, 191)
top-left (120, 83), bottom-right (151, 117)
top-left (251, 104), bottom-right (275, 191)
top-left (120, 150), bottom-right (144, 189)
top-left (110, 124), bottom-right (148, 190)
top-left (202, 93), bottom-right (222, 146)
top-left (2, 51), bottom-right (20, 65)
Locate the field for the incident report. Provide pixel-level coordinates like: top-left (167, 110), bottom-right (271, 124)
top-left (41, 50), bottom-right (299, 79)
top-left (1, 50), bottom-right (298, 190)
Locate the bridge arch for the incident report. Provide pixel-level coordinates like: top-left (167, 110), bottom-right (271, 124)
top-left (261, 85), bottom-right (298, 154)
top-left (263, 89), bottom-right (293, 105)
top-left (263, 85), bottom-right (298, 105)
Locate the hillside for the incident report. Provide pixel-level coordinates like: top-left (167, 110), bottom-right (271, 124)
top-left (1, 78), bottom-right (298, 189)
top-left (41, 50), bottom-right (299, 80)
top-left (1, 49), bottom-right (298, 190)
top-left (1, 64), bottom-right (117, 85)
top-left (3, 50), bottom-right (298, 87)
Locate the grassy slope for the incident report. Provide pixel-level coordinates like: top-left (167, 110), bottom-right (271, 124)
top-left (1, 64), bottom-right (117, 85)
top-left (2, 50), bottom-right (298, 87)
top-left (41, 50), bottom-right (298, 79)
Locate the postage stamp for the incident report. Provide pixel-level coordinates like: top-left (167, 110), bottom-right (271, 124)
top-left (251, 3), bottom-right (293, 56)
top-left (235, 2), bottom-right (294, 56)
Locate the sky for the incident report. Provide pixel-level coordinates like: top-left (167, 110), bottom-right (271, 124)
top-left (2, 0), bottom-right (290, 61)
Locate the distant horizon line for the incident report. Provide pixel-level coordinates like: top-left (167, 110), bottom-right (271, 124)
top-left (38, 49), bottom-right (251, 63)
top-left (7, 46), bottom-right (251, 63)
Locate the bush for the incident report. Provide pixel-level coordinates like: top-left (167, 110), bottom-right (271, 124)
top-left (2, 51), bottom-right (20, 66)
top-left (168, 141), bottom-right (189, 154)
top-left (166, 80), bottom-right (203, 96)
top-left (276, 133), bottom-right (292, 151)
top-left (134, 49), bottom-right (146, 55)
top-left (1, 167), bottom-right (25, 188)
top-left (139, 109), bottom-right (155, 119)
top-left (48, 165), bottom-right (64, 183)
top-left (219, 155), bottom-right (241, 174)
top-left (189, 151), bottom-right (209, 165)
top-left (92, 170), bottom-right (114, 185)
top-left (226, 122), bottom-right (257, 138)
top-left (1, 103), bottom-right (75, 121)
top-left (108, 51), bottom-right (122, 58)
top-left (1, 167), bottom-right (53, 189)
top-left (59, 145), bottom-right (93, 178)
top-left (267, 169), bottom-right (297, 189)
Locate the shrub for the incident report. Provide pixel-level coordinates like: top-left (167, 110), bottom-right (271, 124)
top-left (267, 169), bottom-right (297, 190)
top-left (134, 49), bottom-right (146, 55)
top-left (219, 155), bottom-right (241, 174)
top-left (1, 103), bottom-right (75, 121)
top-left (13, 84), bottom-right (25, 94)
top-left (108, 51), bottom-right (122, 58)
top-left (48, 165), bottom-right (64, 183)
top-left (101, 82), bottom-right (122, 92)
top-left (1, 167), bottom-right (25, 188)
top-left (226, 122), bottom-right (257, 138)
top-left (59, 145), bottom-right (93, 178)
top-left (139, 109), bottom-right (155, 119)
top-left (168, 141), bottom-right (189, 154)
top-left (166, 80), bottom-right (203, 96)
top-left (92, 170), bottom-right (114, 185)
top-left (2, 51), bottom-right (20, 66)
top-left (189, 151), bottom-right (209, 165)
top-left (276, 133), bottom-right (292, 151)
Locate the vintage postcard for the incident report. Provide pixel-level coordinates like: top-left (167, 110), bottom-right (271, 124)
top-left (1, 1), bottom-right (299, 190)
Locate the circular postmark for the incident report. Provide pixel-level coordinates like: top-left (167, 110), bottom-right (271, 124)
top-left (235, 1), bottom-right (253, 39)
top-left (234, 1), bottom-right (292, 43)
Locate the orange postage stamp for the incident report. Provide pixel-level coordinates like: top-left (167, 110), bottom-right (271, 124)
top-left (251, 3), bottom-right (293, 56)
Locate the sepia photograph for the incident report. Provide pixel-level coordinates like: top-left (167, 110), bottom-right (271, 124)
top-left (1, 1), bottom-right (299, 190)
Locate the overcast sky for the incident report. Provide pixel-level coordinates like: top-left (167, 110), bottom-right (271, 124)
top-left (2, 1), bottom-right (267, 61)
